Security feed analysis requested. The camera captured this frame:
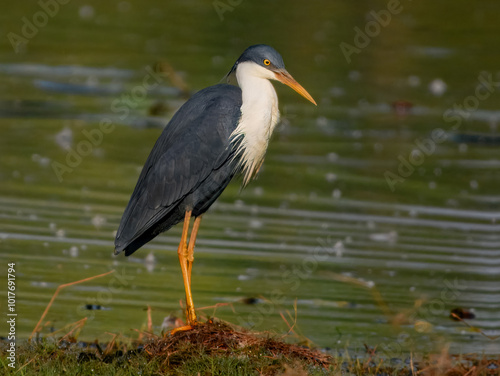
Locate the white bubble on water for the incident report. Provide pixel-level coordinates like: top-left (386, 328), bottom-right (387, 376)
top-left (69, 246), bottom-right (79, 257)
top-left (55, 127), bottom-right (73, 151)
top-left (145, 252), bottom-right (156, 273)
top-left (79, 5), bottom-right (95, 20)
top-left (429, 78), bottom-right (447, 96)
top-left (332, 189), bottom-right (342, 199)
top-left (249, 219), bottom-right (262, 229)
top-left (327, 152), bottom-right (338, 162)
top-left (333, 241), bottom-right (344, 257)
top-left (253, 187), bottom-right (264, 196)
top-left (369, 231), bottom-right (398, 243)
top-left (325, 173), bottom-right (337, 182)
top-left (91, 215), bottom-right (106, 229)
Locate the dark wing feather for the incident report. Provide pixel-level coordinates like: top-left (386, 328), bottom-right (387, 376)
top-left (114, 84), bottom-right (242, 255)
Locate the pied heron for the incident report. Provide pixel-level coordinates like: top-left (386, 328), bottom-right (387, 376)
top-left (114, 44), bottom-right (316, 328)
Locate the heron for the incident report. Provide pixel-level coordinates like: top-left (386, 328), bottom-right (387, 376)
top-left (114, 44), bottom-right (316, 328)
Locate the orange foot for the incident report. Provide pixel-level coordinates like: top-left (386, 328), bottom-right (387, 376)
top-left (169, 324), bottom-right (196, 335)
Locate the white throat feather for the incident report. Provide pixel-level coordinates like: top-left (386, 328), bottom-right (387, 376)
top-left (230, 62), bottom-right (280, 186)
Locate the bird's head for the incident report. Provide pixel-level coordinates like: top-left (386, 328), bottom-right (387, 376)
top-left (227, 44), bottom-right (317, 105)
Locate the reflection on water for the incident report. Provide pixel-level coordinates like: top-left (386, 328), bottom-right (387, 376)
top-left (0, 0), bottom-right (499, 355)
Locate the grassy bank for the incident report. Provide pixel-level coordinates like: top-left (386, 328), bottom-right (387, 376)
top-left (1, 320), bottom-right (498, 375)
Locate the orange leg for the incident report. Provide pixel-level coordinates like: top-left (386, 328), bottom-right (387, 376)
top-left (187, 215), bottom-right (202, 285)
top-left (177, 210), bottom-right (197, 326)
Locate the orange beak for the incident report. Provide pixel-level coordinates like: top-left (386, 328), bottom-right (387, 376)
top-left (274, 69), bottom-right (317, 106)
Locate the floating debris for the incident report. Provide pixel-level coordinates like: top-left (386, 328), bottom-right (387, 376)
top-left (450, 307), bottom-right (476, 321)
top-left (240, 297), bottom-right (260, 305)
top-left (83, 304), bottom-right (109, 311)
top-left (392, 100), bottom-right (413, 116)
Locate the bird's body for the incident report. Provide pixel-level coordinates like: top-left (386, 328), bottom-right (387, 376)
top-left (114, 45), bottom-right (316, 327)
top-left (115, 84), bottom-right (243, 256)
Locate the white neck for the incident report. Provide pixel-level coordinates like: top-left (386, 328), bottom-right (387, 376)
top-left (231, 62), bottom-right (280, 186)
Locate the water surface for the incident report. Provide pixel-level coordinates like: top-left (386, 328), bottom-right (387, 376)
top-left (0, 0), bottom-right (499, 356)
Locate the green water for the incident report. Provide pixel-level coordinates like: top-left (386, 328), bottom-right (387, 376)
top-left (0, 0), bottom-right (499, 356)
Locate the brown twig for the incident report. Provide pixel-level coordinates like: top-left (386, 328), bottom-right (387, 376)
top-left (104, 332), bottom-right (118, 355)
top-left (132, 328), bottom-right (160, 340)
top-left (147, 305), bottom-right (153, 333)
top-left (196, 302), bottom-right (235, 316)
top-left (15, 358), bottom-right (35, 374)
top-left (58, 318), bottom-right (88, 343)
top-left (326, 271), bottom-right (392, 318)
top-left (155, 61), bottom-right (190, 97)
top-left (29, 270), bottom-right (115, 341)
top-left (451, 312), bottom-right (500, 340)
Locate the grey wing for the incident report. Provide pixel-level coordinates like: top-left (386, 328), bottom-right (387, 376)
top-left (114, 84), bottom-right (242, 255)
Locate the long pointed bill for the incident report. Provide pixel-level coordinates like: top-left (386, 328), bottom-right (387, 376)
top-left (274, 69), bottom-right (317, 106)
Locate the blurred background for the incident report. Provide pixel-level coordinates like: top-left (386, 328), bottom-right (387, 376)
top-left (0, 0), bottom-right (499, 355)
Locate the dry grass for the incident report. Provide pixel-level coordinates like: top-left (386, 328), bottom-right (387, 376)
top-left (145, 319), bottom-right (331, 368)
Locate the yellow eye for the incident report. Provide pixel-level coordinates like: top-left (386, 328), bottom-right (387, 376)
top-left (263, 59), bottom-right (271, 66)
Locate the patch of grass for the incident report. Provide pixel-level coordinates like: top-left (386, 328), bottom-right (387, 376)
top-left (2, 338), bottom-right (329, 375)
top-left (1, 320), bottom-right (499, 375)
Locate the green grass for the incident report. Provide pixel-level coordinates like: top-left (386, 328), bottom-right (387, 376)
top-left (3, 341), bottom-right (331, 376)
top-left (1, 321), bottom-right (498, 375)
top-left (2, 341), bottom-right (499, 375)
